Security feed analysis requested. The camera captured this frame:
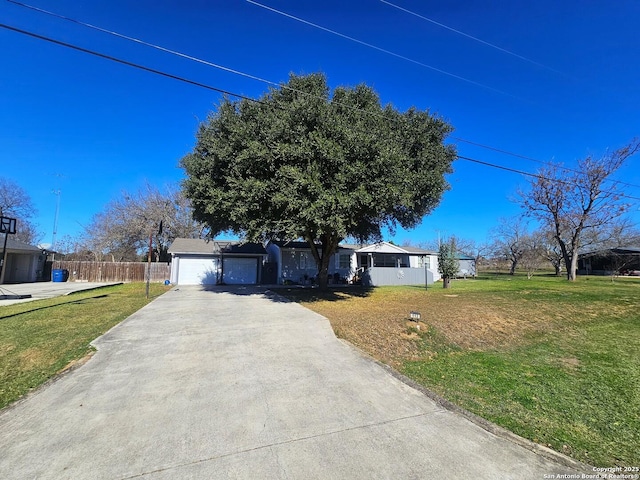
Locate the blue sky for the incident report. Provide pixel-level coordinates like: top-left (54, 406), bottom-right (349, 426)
top-left (1, 0), bottom-right (639, 248)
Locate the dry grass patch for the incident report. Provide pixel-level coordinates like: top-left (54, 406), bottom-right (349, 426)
top-left (279, 275), bottom-right (640, 467)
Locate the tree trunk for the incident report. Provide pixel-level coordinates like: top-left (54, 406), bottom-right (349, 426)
top-left (305, 232), bottom-right (339, 291)
top-left (568, 251), bottom-right (579, 281)
top-left (443, 276), bottom-right (450, 289)
top-left (317, 253), bottom-right (331, 290)
top-left (509, 259), bottom-right (518, 275)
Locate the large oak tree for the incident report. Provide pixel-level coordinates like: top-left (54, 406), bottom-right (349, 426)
top-left (181, 73), bottom-right (456, 288)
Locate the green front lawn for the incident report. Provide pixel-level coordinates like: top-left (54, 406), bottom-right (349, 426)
top-left (0, 283), bottom-right (169, 410)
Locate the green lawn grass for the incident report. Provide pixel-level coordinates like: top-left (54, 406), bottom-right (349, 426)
top-left (0, 283), bottom-right (170, 410)
top-left (282, 275), bottom-right (640, 468)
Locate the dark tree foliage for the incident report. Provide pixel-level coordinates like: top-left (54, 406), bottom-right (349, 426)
top-left (181, 73), bottom-right (456, 288)
top-left (438, 238), bottom-right (459, 288)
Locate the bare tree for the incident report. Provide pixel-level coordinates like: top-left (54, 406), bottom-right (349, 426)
top-left (84, 182), bottom-right (203, 262)
top-left (520, 140), bottom-right (640, 281)
top-left (0, 177), bottom-right (40, 244)
top-left (534, 227), bottom-right (564, 275)
top-left (491, 217), bottom-right (530, 275)
top-left (520, 234), bottom-right (545, 279)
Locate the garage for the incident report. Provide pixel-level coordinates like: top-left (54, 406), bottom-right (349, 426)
top-left (175, 256), bottom-right (219, 285)
top-left (223, 257), bottom-right (258, 284)
top-left (168, 238), bottom-right (266, 286)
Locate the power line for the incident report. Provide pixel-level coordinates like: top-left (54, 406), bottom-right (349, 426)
top-left (379, 0), bottom-right (562, 74)
top-left (4, 0), bottom-right (385, 121)
top-left (456, 155), bottom-right (640, 201)
top-left (6, 0), bottom-right (283, 91)
top-left (245, 0), bottom-right (520, 100)
top-left (0, 22), bottom-right (266, 104)
top-left (11, 0), bottom-right (639, 192)
top-left (2, 21), bottom-right (639, 204)
top-left (453, 137), bottom-right (640, 191)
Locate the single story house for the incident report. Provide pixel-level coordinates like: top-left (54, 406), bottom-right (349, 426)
top-left (169, 238), bottom-right (477, 287)
top-left (265, 241), bottom-right (360, 285)
top-left (578, 247), bottom-right (640, 275)
top-left (266, 241), bottom-right (442, 287)
top-left (0, 234), bottom-right (47, 284)
top-left (168, 238), bottom-right (268, 285)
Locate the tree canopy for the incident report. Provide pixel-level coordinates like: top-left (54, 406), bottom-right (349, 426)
top-left (181, 73), bottom-right (456, 288)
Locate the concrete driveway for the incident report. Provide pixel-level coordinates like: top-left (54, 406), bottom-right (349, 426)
top-left (0, 281), bottom-right (121, 305)
top-left (0, 286), bottom-right (588, 479)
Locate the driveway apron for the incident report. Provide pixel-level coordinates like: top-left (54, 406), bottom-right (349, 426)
top-left (0, 286), bottom-right (584, 479)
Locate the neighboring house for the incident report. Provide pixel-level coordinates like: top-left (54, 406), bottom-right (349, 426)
top-left (0, 234), bottom-right (47, 284)
top-left (458, 254), bottom-right (477, 278)
top-left (578, 247), bottom-right (640, 275)
top-left (266, 240), bottom-right (441, 286)
top-left (168, 238), bottom-right (268, 285)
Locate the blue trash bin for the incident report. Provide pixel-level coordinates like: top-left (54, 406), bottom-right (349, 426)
top-left (52, 269), bottom-right (69, 282)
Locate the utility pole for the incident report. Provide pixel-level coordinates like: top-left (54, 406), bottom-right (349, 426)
top-left (52, 189), bottom-right (61, 250)
top-left (145, 230), bottom-right (152, 299)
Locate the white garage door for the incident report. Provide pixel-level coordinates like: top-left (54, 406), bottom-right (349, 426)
top-left (223, 257), bottom-right (258, 284)
top-left (177, 256), bottom-right (219, 285)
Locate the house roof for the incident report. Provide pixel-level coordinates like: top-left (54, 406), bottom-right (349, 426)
top-left (168, 238), bottom-right (266, 255)
top-left (270, 241), bottom-right (315, 250)
top-left (270, 241), bottom-right (362, 251)
top-left (0, 234), bottom-right (42, 254)
top-left (269, 240), bottom-right (435, 254)
top-left (355, 242), bottom-right (433, 255)
top-left (579, 246), bottom-right (640, 257)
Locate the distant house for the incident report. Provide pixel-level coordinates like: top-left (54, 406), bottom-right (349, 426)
top-left (167, 239), bottom-right (268, 285)
top-left (457, 254), bottom-right (477, 278)
top-left (578, 247), bottom-right (640, 275)
top-left (0, 234), bottom-right (47, 284)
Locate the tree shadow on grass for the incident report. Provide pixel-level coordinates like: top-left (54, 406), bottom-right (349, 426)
top-left (0, 295), bottom-right (109, 321)
top-left (270, 285), bottom-right (374, 303)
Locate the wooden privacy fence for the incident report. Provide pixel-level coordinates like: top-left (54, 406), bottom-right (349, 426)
top-left (52, 261), bottom-right (171, 283)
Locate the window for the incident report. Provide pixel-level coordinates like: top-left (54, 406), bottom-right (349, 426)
top-left (372, 254), bottom-right (409, 267)
top-left (417, 256), bottom-right (431, 269)
top-left (299, 252), bottom-right (312, 269)
top-left (338, 254), bottom-right (351, 269)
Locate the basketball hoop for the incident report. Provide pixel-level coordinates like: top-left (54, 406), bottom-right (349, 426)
top-left (0, 216), bottom-right (17, 234)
